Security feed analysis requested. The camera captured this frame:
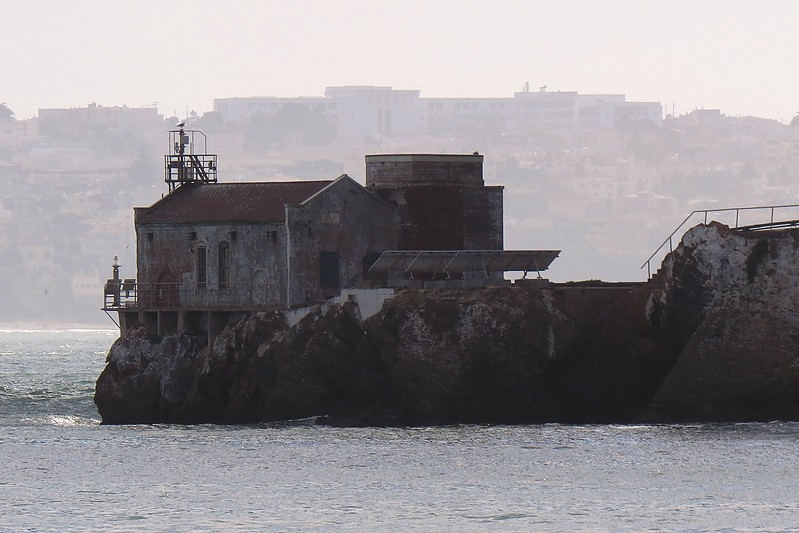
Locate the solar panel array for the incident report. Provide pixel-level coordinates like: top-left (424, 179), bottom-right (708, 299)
top-left (368, 250), bottom-right (560, 275)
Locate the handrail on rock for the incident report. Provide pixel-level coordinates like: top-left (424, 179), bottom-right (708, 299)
top-left (641, 203), bottom-right (799, 279)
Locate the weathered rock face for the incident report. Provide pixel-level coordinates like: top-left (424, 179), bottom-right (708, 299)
top-left (95, 285), bottom-right (672, 425)
top-left (639, 223), bottom-right (799, 422)
top-left (95, 223), bottom-right (799, 425)
top-left (95, 306), bottom-right (366, 424)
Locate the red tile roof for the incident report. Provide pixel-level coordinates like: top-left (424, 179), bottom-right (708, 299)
top-left (137, 181), bottom-right (333, 224)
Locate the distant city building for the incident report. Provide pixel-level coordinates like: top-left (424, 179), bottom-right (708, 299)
top-left (71, 274), bottom-right (103, 303)
top-left (212, 96), bottom-right (329, 124)
top-left (423, 97), bottom-right (511, 136)
top-left (214, 86), bottom-right (662, 140)
top-left (323, 86), bottom-right (422, 138)
top-left (37, 103), bottom-right (164, 135)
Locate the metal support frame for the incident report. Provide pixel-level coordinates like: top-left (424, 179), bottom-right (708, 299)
top-left (164, 128), bottom-right (218, 192)
top-left (103, 310), bottom-right (120, 329)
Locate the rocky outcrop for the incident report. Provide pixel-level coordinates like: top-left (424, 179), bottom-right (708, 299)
top-left (639, 222), bottom-right (799, 422)
top-left (95, 305), bottom-right (365, 424)
top-left (95, 223), bottom-right (799, 425)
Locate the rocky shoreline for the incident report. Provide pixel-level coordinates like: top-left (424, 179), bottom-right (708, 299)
top-left (95, 222), bottom-right (799, 426)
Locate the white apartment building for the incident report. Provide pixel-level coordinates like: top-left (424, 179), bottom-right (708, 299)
top-left (323, 86), bottom-right (422, 138)
top-left (213, 86), bottom-right (663, 140)
top-left (213, 96), bottom-right (330, 124)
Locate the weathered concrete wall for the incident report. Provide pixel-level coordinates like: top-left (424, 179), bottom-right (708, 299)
top-left (464, 186), bottom-right (504, 250)
top-left (366, 154), bottom-right (484, 188)
top-left (376, 186), bottom-right (503, 252)
top-left (136, 221), bottom-right (287, 309)
top-left (286, 177), bottom-right (397, 307)
top-left (395, 186), bottom-right (465, 250)
top-left (283, 288), bottom-right (396, 327)
top-left (365, 154), bottom-right (503, 254)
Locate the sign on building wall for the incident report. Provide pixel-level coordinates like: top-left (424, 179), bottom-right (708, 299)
top-left (321, 210), bottom-right (340, 224)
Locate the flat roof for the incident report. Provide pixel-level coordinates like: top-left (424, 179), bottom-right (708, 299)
top-left (365, 154), bottom-right (483, 163)
top-left (369, 250), bottom-right (560, 275)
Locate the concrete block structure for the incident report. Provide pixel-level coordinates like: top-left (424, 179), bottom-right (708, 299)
top-left (365, 154), bottom-right (503, 252)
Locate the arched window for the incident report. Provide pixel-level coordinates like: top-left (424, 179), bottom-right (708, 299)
top-left (195, 242), bottom-right (207, 289)
top-left (218, 241), bottom-right (230, 289)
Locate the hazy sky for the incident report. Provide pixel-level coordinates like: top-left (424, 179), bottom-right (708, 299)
top-left (2, 0), bottom-right (797, 121)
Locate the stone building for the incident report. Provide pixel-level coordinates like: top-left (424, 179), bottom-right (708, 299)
top-left (104, 134), bottom-right (558, 340)
top-left (133, 175), bottom-right (396, 312)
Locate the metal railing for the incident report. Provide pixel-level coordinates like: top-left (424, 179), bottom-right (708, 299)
top-left (165, 154), bottom-right (218, 187)
top-left (103, 280), bottom-right (277, 310)
top-left (641, 203), bottom-right (799, 279)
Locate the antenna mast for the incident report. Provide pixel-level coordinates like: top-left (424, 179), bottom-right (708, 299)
top-left (164, 124), bottom-right (218, 192)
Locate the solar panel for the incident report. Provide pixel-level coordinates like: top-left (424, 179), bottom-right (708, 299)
top-left (368, 250), bottom-right (560, 275)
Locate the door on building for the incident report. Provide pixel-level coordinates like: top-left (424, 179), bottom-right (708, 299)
top-left (156, 271), bottom-right (179, 307)
top-left (218, 241), bottom-right (230, 289)
top-left (195, 243), bottom-right (207, 290)
top-left (319, 251), bottom-right (341, 289)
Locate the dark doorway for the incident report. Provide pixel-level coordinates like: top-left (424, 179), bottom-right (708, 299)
top-left (196, 243), bottom-right (207, 289)
top-left (218, 241), bottom-right (229, 289)
top-left (156, 271), bottom-right (179, 307)
top-left (320, 251), bottom-right (341, 288)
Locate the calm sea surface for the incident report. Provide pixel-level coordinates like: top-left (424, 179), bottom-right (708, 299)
top-left (2, 330), bottom-right (799, 532)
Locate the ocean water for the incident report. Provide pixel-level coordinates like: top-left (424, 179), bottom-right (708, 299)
top-left (2, 330), bottom-right (799, 532)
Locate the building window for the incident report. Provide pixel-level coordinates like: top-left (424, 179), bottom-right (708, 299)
top-left (319, 252), bottom-right (340, 289)
top-left (196, 243), bottom-right (207, 289)
top-left (218, 241), bottom-right (230, 289)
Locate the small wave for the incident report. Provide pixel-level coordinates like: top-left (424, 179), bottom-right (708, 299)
top-left (262, 416), bottom-right (321, 429)
top-left (493, 513), bottom-right (533, 521)
top-left (464, 512), bottom-right (533, 522)
top-left (25, 415), bottom-right (101, 427)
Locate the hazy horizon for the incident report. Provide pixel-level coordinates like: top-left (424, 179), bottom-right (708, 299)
top-left (3, 1), bottom-right (798, 122)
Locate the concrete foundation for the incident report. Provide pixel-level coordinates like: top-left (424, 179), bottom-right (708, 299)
top-left (514, 278), bottom-right (551, 288)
